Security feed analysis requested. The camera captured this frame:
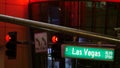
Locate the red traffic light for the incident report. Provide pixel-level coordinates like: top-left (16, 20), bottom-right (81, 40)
top-left (5, 34), bottom-right (11, 42)
top-left (5, 32), bottom-right (17, 58)
top-left (52, 35), bottom-right (58, 43)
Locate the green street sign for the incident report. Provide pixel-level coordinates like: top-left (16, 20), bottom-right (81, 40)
top-left (61, 44), bottom-right (115, 61)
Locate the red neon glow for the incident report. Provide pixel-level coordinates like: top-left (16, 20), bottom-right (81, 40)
top-left (30, 0), bottom-right (49, 3)
top-left (5, 35), bottom-right (11, 42)
top-left (52, 35), bottom-right (58, 43)
top-left (6, 0), bottom-right (29, 5)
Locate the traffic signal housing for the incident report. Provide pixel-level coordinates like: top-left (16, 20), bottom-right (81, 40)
top-left (51, 33), bottom-right (73, 60)
top-left (51, 43), bottom-right (61, 60)
top-left (51, 33), bottom-right (63, 60)
top-left (5, 32), bottom-right (17, 59)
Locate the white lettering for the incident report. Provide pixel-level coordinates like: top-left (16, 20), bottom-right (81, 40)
top-left (72, 48), bottom-right (76, 55)
top-left (84, 49), bottom-right (88, 55)
top-left (88, 51), bottom-right (95, 58)
top-left (72, 48), bottom-right (82, 55)
top-left (84, 48), bottom-right (101, 58)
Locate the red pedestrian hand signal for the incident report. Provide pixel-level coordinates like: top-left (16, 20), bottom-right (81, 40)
top-left (52, 35), bottom-right (58, 43)
top-left (5, 34), bottom-right (11, 42)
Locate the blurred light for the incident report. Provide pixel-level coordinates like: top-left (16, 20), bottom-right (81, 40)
top-left (52, 35), bottom-right (58, 43)
top-left (30, 0), bottom-right (49, 3)
top-left (78, 37), bottom-right (86, 43)
top-left (5, 34), bottom-right (11, 42)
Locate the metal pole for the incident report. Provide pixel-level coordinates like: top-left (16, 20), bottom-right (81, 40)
top-left (0, 14), bottom-right (120, 44)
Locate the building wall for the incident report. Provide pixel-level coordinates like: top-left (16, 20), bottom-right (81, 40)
top-left (0, 0), bottom-right (32, 68)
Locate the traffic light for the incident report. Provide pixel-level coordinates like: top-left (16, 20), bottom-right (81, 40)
top-left (51, 33), bottom-right (63, 60)
top-left (52, 35), bottom-right (58, 44)
top-left (52, 43), bottom-right (61, 59)
top-left (5, 32), bottom-right (17, 59)
top-left (51, 33), bottom-right (73, 59)
top-left (51, 33), bottom-right (63, 44)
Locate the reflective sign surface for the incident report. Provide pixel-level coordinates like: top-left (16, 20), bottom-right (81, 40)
top-left (62, 45), bottom-right (114, 61)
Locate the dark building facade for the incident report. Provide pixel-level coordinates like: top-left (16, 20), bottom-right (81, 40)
top-left (0, 0), bottom-right (120, 68)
